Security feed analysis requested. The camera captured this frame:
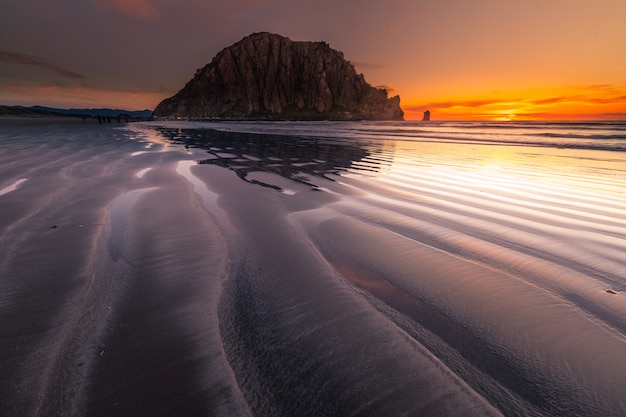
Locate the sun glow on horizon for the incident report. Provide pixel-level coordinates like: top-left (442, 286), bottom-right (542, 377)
top-left (402, 85), bottom-right (626, 121)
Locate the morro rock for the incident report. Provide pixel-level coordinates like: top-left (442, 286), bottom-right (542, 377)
top-left (153, 32), bottom-right (404, 120)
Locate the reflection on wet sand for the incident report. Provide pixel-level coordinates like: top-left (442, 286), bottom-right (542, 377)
top-left (156, 127), bottom-right (390, 191)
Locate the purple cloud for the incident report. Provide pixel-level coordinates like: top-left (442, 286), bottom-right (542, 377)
top-left (91, 0), bottom-right (158, 20)
top-left (0, 50), bottom-right (86, 79)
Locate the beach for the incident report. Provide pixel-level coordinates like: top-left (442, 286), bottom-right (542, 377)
top-left (1, 119), bottom-right (625, 416)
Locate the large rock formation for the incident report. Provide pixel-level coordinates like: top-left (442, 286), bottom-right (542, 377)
top-left (154, 32), bottom-right (404, 120)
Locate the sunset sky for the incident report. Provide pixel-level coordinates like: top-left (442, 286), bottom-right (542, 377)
top-left (1, 0), bottom-right (625, 120)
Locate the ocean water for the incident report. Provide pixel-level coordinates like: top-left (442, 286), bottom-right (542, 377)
top-left (1, 120), bottom-right (625, 416)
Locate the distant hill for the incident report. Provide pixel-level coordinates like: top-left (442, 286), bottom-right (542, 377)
top-left (0, 105), bottom-right (66, 117)
top-left (154, 32), bottom-right (404, 121)
top-left (0, 105), bottom-right (153, 119)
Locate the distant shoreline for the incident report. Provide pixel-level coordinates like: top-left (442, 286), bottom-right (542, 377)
top-left (0, 114), bottom-right (152, 126)
top-left (0, 115), bottom-right (96, 126)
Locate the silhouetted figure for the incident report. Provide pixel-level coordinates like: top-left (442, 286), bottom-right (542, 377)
top-left (422, 110), bottom-right (431, 121)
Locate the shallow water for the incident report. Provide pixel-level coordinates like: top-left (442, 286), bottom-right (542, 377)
top-left (1, 120), bottom-right (625, 416)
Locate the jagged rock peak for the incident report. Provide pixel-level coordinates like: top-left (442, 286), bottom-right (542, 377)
top-left (154, 32), bottom-right (404, 120)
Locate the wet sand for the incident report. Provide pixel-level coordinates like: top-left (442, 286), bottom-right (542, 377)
top-left (0, 123), bottom-right (245, 416)
top-left (1, 121), bottom-right (625, 416)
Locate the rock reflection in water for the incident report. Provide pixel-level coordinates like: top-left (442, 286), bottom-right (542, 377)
top-left (156, 127), bottom-right (380, 191)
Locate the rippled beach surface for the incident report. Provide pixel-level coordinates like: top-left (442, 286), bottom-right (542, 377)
top-left (1, 119), bottom-right (625, 416)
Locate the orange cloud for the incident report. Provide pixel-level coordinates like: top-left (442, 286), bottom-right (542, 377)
top-left (404, 99), bottom-right (506, 111)
top-left (376, 84), bottom-right (398, 93)
top-left (0, 82), bottom-right (167, 110)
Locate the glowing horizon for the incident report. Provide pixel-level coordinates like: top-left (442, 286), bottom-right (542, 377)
top-left (3, 81), bottom-right (625, 122)
top-left (400, 84), bottom-right (626, 121)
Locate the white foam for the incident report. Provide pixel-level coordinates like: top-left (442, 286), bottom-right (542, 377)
top-left (0, 178), bottom-right (27, 197)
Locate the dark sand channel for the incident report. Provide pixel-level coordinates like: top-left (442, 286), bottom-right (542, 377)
top-left (1, 120), bottom-right (625, 416)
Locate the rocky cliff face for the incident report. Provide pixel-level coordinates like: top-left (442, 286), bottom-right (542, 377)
top-left (153, 33), bottom-right (404, 120)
